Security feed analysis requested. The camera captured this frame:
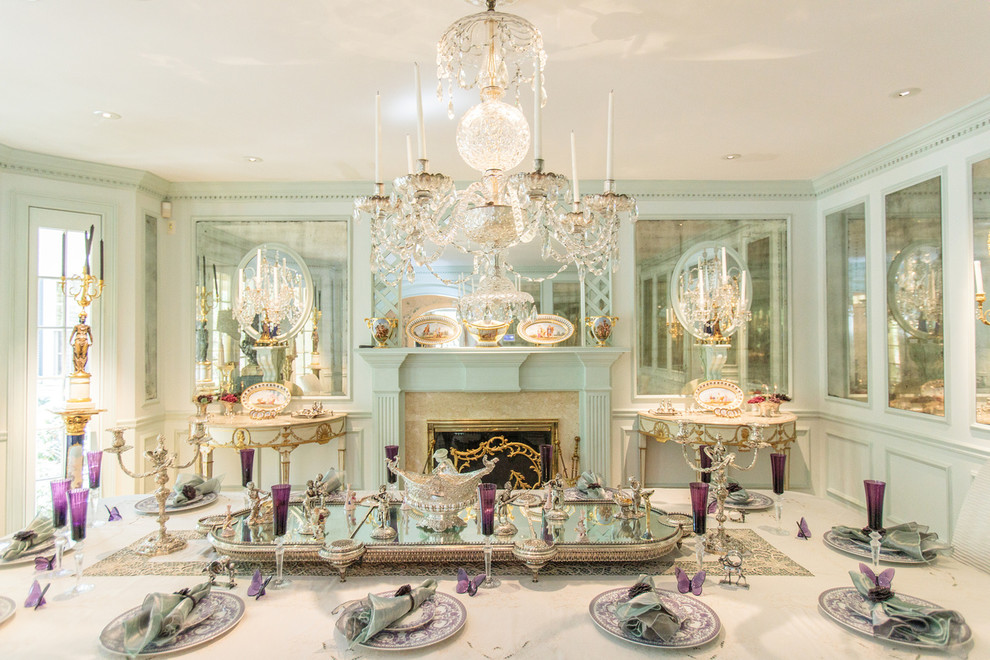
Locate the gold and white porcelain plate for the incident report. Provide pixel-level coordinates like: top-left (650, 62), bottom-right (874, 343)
top-left (240, 382), bottom-right (291, 417)
top-left (693, 380), bottom-right (744, 411)
top-left (406, 314), bottom-right (460, 347)
top-left (517, 314), bottom-right (574, 345)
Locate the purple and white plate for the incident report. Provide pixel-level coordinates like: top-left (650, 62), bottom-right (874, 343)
top-left (589, 587), bottom-right (721, 648)
top-left (818, 587), bottom-right (971, 649)
top-left (345, 592), bottom-right (466, 651)
top-left (0, 596), bottom-right (15, 626)
top-left (99, 592), bottom-right (245, 657)
top-left (822, 529), bottom-right (927, 565)
top-left (717, 492), bottom-right (774, 511)
top-left (135, 491), bottom-right (219, 515)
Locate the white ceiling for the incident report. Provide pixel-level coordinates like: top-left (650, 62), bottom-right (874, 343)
top-left (2, 0), bottom-right (990, 183)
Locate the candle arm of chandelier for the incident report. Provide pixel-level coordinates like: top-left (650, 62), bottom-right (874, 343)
top-left (976, 293), bottom-right (990, 326)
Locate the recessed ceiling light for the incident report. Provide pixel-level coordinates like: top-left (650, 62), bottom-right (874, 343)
top-left (243, 156), bottom-right (263, 163)
top-left (892, 87), bottom-right (921, 98)
top-left (93, 110), bottom-right (121, 120)
top-left (722, 153), bottom-right (741, 160)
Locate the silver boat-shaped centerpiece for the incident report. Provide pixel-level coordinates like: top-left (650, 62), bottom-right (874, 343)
top-left (387, 449), bottom-right (498, 532)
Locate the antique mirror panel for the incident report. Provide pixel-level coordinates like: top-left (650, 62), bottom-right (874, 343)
top-left (974, 158), bottom-right (990, 422)
top-left (825, 202), bottom-right (868, 401)
top-left (196, 220), bottom-right (348, 396)
top-left (635, 218), bottom-right (789, 396)
top-left (884, 176), bottom-right (943, 416)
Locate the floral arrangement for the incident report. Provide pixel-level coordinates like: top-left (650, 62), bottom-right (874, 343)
top-left (767, 393), bottom-right (791, 404)
top-left (220, 393), bottom-right (239, 404)
top-left (195, 394), bottom-right (213, 404)
top-left (747, 395), bottom-right (766, 404)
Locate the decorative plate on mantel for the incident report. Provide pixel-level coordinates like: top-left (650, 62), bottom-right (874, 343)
top-left (406, 314), bottom-right (461, 347)
top-left (240, 382), bottom-right (290, 419)
top-left (693, 380), bottom-right (744, 411)
top-left (518, 314), bottom-right (574, 346)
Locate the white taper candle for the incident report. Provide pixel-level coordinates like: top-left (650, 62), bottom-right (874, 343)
top-left (976, 260), bottom-right (985, 296)
top-left (414, 62), bottom-right (426, 160)
top-left (374, 92), bottom-right (382, 183)
top-left (534, 61), bottom-right (543, 162)
top-left (605, 90), bottom-right (614, 181)
top-left (570, 130), bottom-right (580, 204)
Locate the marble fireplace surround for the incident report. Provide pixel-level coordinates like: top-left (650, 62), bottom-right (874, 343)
top-left (357, 348), bottom-right (626, 485)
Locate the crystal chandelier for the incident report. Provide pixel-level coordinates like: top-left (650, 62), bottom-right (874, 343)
top-left (233, 247), bottom-right (304, 346)
top-left (354, 0), bottom-right (637, 328)
top-left (672, 247), bottom-right (751, 344)
top-left (890, 244), bottom-right (942, 337)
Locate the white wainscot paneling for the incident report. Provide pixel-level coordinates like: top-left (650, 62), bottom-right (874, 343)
top-left (885, 448), bottom-right (952, 539)
top-left (825, 432), bottom-right (870, 506)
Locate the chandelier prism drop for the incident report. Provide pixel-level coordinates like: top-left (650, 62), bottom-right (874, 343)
top-left (354, 0), bottom-right (637, 328)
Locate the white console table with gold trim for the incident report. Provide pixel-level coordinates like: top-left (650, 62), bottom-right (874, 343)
top-left (636, 409), bottom-right (797, 486)
top-left (197, 413), bottom-right (347, 484)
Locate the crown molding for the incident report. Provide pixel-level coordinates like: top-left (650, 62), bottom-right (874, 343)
top-left (0, 142), bottom-right (169, 199)
top-left (167, 180), bottom-right (369, 202)
top-left (813, 94), bottom-right (990, 197)
top-left (619, 179), bottom-right (816, 201)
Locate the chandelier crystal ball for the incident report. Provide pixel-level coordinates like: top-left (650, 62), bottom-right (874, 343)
top-left (456, 89), bottom-right (531, 173)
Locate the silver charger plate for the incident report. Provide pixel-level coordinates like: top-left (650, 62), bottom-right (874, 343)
top-left (0, 595), bottom-right (15, 626)
top-left (717, 491), bottom-right (774, 511)
top-left (344, 592), bottom-right (466, 651)
top-left (135, 491), bottom-right (219, 515)
top-left (822, 529), bottom-right (928, 565)
top-left (589, 587), bottom-right (721, 648)
top-left (99, 592), bottom-right (245, 658)
top-left (818, 587), bottom-right (971, 649)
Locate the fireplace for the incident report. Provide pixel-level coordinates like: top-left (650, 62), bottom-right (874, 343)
top-left (425, 419), bottom-right (559, 489)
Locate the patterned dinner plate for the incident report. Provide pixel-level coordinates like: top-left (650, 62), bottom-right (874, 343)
top-left (716, 491), bottom-right (774, 511)
top-left (0, 596), bottom-right (15, 626)
top-left (818, 587), bottom-right (971, 649)
top-left (822, 530), bottom-right (928, 565)
top-left (135, 491), bottom-right (219, 515)
top-left (99, 592), bottom-right (245, 657)
top-left (344, 592), bottom-right (466, 651)
top-left (589, 587), bottom-right (721, 648)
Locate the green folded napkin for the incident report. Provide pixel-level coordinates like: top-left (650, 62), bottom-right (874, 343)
top-left (725, 479), bottom-right (749, 503)
top-left (336, 579), bottom-right (437, 649)
top-left (614, 575), bottom-right (682, 642)
top-left (3, 514), bottom-right (54, 561)
top-left (576, 470), bottom-right (605, 498)
top-left (319, 469), bottom-right (342, 494)
top-left (171, 474), bottom-right (222, 505)
top-left (849, 570), bottom-right (969, 646)
top-left (831, 522), bottom-right (950, 561)
top-left (122, 581), bottom-right (213, 656)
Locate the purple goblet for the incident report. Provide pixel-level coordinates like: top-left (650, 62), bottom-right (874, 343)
top-left (478, 482), bottom-right (500, 588)
top-left (86, 451), bottom-right (103, 489)
top-left (770, 453), bottom-right (787, 495)
top-left (864, 479), bottom-right (886, 533)
top-left (50, 478), bottom-right (70, 529)
top-left (698, 446), bottom-right (712, 484)
top-left (539, 444), bottom-right (553, 484)
top-left (385, 445), bottom-right (399, 484)
top-left (239, 448), bottom-right (255, 488)
top-left (66, 488), bottom-right (94, 594)
top-left (689, 482), bottom-right (709, 535)
top-left (270, 483), bottom-right (292, 588)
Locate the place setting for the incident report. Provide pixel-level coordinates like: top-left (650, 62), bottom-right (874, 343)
top-left (135, 474), bottom-right (223, 515)
top-left (823, 479), bottom-right (951, 564)
top-left (1, 479), bottom-right (77, 572)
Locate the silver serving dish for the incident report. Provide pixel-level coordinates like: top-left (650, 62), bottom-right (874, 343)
top-left (387, 449), bottom-right (497, 532)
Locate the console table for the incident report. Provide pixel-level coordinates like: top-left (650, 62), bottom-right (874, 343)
top-left (636, 410), bottom-right (797, 485)
top-left (197, 413), bottom-right (347, 484)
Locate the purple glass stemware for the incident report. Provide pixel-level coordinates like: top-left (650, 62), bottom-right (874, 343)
top-left (270, 483), bottom-right (291, 537)
top-left (385, 445), bottom-right (399, 484)
top-left (698, 446), bottom-right (712, 484)
top-left (770, 453), bottom-right (787, 495)
top-left (67, 488), bottom-right (89, 541)
top-left (689, 482), bottom-right (709, 535)
top-left (864, 479), bottom-right (886, 532)
top-left (50, 478), bottom-right (71, 529)
top-left (239, 448), bottom-right (255, 488)
top-left (86, 451), bottom-right (103, 490)
top-left (539, 444), bottom-right (553, 484)
top-left (478, 483), bottom-right (496, 536)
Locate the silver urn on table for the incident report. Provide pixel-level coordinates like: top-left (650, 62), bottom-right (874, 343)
top-left (387, 449), bottom-right (498, 533)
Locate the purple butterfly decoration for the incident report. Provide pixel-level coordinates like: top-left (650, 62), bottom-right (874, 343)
top-left (674, 567), bottom-right (705, 596)
top-left (859, 563), bottom-right (895, 602)
top-left (34, 554), bottom-right (55, 571)
top-left (707, 499), bottom-right (718, 514)
top-left (25, 580), bottom-right (50, 609)
top-left (455, 568), bottom-right (485, 597)
top-left (106, 505), bottom-right (122, 522)
top-left (796, 517), bottom-right (811, 539)
top-left (247, 568), bottom-right (272, 600)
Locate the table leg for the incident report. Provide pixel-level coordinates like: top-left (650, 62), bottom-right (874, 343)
top-left (277, 447), bottom-right (294, 484)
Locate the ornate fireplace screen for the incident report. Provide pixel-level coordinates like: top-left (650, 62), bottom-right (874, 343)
top-left (425, 419), bottom-right (563, 489)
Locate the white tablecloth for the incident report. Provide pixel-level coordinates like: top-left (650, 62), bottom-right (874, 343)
top-left (0, 490), bottom-right (985, 659)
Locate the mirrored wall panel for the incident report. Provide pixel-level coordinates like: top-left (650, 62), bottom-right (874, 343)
top-left (825, 202), bottom-right (868, 401)
top-left (974, 158), bottom-right (990, 423)
top-left (196, 220), bottom-right (349, 396)
top-left (635, 218), bottom-right (789, 396)
top-left (884, 176), bottom-right (943, 416)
